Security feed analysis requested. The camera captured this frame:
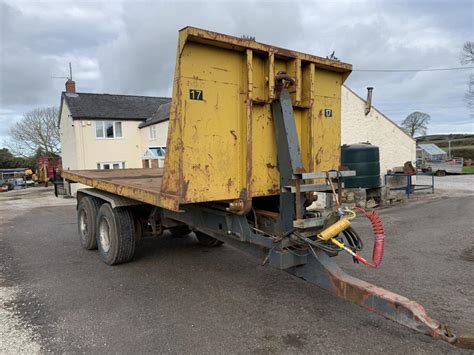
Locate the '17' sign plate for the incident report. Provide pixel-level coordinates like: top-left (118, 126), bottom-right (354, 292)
top-left (190, 89), bottom-right (203, 100)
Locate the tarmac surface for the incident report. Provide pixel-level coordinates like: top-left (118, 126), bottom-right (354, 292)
top-left (0, 184), bottom-right (473, 354)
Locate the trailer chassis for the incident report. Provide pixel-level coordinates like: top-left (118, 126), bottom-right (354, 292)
top-left (71, 80), bottom-right (472, 349)
top-left (160, 203), bottom-right (461, 346)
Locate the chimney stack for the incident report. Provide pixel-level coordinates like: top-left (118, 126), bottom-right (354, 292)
top-left (365, 87), bottom-right (373, 115)
top-left (65, 79), bottom-right (76, 93)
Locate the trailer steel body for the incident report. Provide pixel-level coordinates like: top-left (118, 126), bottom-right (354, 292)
top-left (62, 27), bottom-right (472, 349)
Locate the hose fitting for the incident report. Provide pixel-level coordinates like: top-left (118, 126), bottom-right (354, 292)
top-left (318, 219), bottom-right (351, 241)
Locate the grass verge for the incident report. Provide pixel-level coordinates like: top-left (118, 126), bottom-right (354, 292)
top-left (462, 165), bottom-right (474, 174)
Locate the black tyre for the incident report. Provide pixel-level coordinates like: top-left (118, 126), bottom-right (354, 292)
top-left (77, 196), bottom-right (102, 250)
top-left (169, 225), bottom-right (191, 238)
top-left (96, 203), bottom-right (135, 265)
top-left (435, 170), bottom-right (446, 177)
top-left (132, 214), bottom-right (143, 245)
top-left (195, 231), bottom-right (223, 247)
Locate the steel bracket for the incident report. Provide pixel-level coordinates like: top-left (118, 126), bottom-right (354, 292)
top-left (287, 249), bottom-right (467, 347)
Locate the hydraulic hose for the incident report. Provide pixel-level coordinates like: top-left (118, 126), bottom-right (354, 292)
top-left (354, 207), bottom-right (385, 268)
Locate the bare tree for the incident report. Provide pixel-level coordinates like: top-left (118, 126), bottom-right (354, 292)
top-left (460, 41), bottom-right (474, 64)
top-left (460, 41), bottom-right (474, 110)
top-left (8, 107), bottom-right (60, 157)
top-left (401, 111), bottom-right (431, 137)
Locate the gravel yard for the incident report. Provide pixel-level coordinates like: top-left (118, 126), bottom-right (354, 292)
top-left (416, 174), bottom-right (474, 195)
top-left (0, 188), bottom-right (75, 354)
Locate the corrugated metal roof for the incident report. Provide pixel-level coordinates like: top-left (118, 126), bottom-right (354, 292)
top-left (418, 144), bottom-right (447, 156)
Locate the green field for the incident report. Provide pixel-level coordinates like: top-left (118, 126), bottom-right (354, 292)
top-left (463, 165), bottom-right (474, 174)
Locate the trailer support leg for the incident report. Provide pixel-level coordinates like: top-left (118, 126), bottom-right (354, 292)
top-left (287, 250), bottom-right (467, 346)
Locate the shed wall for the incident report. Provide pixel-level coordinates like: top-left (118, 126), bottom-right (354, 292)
top-left (341, 86), bottom-right (416, 180)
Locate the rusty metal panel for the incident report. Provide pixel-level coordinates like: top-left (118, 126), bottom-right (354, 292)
top-left (62, 169), bottom-right (163, 206)
top-left (160, 27), bottom-right (352, 210)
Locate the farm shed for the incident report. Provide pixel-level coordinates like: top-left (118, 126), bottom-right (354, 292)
top-left (417, 143), bottom-right (448, 161)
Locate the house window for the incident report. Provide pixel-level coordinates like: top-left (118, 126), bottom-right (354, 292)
top-left (96, 162), bottom-right (126, 170)
top-left (146, 147), bottom-right (166, 157)
top-left (96, 121), bottom-right (123, 139)
top-left (156, 147), bottom-right (166, 157)
top-left (149, 125), bottom-right (157, 140)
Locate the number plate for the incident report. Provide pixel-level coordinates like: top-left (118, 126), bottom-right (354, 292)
top-left (189, 89), bottom-right (203, 100)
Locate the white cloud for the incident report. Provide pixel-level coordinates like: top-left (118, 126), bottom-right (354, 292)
top-left (0, 0), bottom-right (472, 142)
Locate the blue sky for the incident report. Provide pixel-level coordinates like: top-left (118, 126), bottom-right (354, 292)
top-left (0, 0), bottom-right (473, 144)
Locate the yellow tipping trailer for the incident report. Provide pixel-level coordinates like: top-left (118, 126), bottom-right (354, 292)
top-left (160, 27), bottom-right (351, 211)
top-left (66, 26), bottom-right (352, 212)
top-left (62, 27), bottom-right (472, 349)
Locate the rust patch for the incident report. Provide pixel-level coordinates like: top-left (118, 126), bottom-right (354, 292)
top-left (245, 50), bottom-right (253, 202)
top-left (328, 272), bottom-right (372, 306)
top-left (308, 110), bottom-right (314, 172)
top-left (158, 166), bottom-right (176, 193)
top-left (185, 27), bottom-right (352, 73)
top-left (266, 163), bottom-right (276, 169)
top-left (267, 183), bottom-right (279, 195)
top-left (226, 178), bottom-right (234, 192)
top-left (181, 179), bottom-right (190, 200)
top-left (314, 146), bottom-right (323, 167)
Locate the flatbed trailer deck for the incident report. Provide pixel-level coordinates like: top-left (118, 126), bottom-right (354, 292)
top-left (62, 169), bottom-right (164, 206)
top-left (60, 27), bottom-right (472, 349)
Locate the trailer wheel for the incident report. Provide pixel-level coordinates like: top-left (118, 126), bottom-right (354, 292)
top-left (195, 231), bottom-right (223, 247)
top-left (77, 196), bottom-right (102, 250)
top-left (169, 225), bottom-right (191, 238)
top-left (435, 170), bottom-right (446, 177)
top-left (132, 214), bottom-right (143, 245)
top-left (96, 204), bottom-right (135, 265)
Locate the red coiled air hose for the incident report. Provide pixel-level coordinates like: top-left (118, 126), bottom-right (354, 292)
top-left (354, 207), bottom-right (385, 268)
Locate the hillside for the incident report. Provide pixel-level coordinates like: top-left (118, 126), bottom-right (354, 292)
top-left (417, 134), bottom-right (474, 160)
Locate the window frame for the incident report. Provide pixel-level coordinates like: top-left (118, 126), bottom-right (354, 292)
top-left (96, 161), bottom-right (126, 170)
top-left (147, 146), bottom-right (166, 157)
top-left (149, 125), bottom-right (157, 140)
top-left (95, 121), bottom-right (123, 139)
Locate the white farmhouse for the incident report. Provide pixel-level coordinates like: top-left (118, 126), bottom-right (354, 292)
top-left (138, 102), bottom-right (170, 168)
top-left (341, 86), bottom-right (416, 178)
top-left (59, 79), bottom-right (170, 171)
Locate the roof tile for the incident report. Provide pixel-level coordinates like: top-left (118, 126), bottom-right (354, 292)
top-left (63, 92), bottom-right (171, 120)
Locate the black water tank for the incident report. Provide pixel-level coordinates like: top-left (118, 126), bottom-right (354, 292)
top-left (341, 144), bottom-right (380, 188)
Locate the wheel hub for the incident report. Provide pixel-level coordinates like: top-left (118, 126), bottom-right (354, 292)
top-left (99, 218), bottom-right (111, 253)
top-left (79, 210), bottom-right (88, 236)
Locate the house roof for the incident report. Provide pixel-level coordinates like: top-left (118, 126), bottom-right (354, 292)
top-left (139, 102), bottom-right (171, 128)
top-left (62, 92), bottom-right (171, 120)
top-left (418, 144), bottom-right (447, 156)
